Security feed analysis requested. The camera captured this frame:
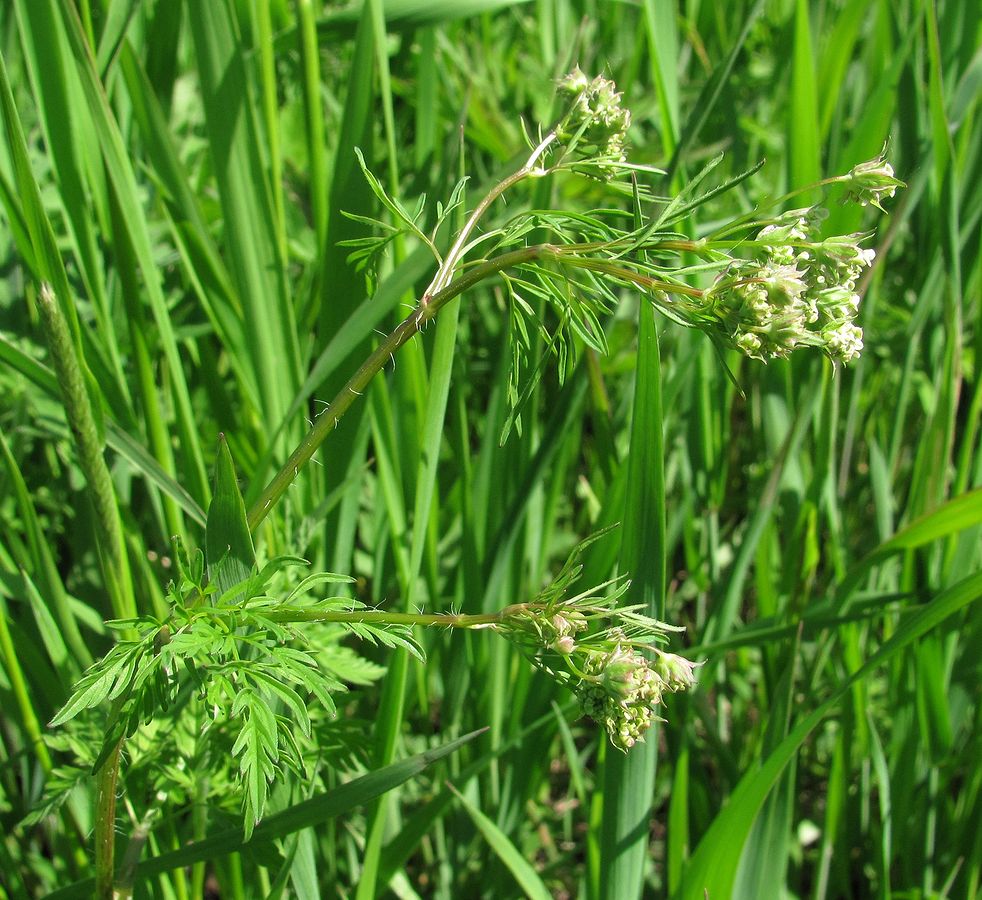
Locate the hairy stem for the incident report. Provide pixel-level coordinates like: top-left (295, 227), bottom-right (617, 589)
top-left (94, 738), bottom-right (123, 899)
top-left (263, 604), bottom-right (528, 629)
top-left (247, 245), bottom-right (551, 530)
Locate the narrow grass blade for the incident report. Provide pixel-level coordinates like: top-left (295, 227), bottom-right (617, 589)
top-left (449, 782), bottom-right (553, 900)
top-left (789, 0), bottom-right (821, 197)
top-left (54, 0), bottom-right (212, 505)
top-left (598, 193), bottom-right (667, 898)
top-left (666, 0), bottom-right (765, 179)
top-left (45, 730), bottom-right (487, 899)
top-left (642, 0), bottom-right (680, 156)
top-left (320, 0), bottom-right (534, 27)
top-left (837, 488), bottom-right (982, 600)
top-left (0, 423), bottom-right (91, 667)
top-left (0, 593), bottom-right (53, 773)
top-left (732, 646), bottom-right (799, 895)
top-left (186, 1), bottom-right (301, 439)
top-left (677, 569), bottom-right (982, 900)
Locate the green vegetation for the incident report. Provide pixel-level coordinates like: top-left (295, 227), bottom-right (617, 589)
top-left (0, 1), bottom-right (979, 898)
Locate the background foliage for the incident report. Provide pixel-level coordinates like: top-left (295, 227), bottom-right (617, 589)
top-left (0, 0), bottom-right (980, 897)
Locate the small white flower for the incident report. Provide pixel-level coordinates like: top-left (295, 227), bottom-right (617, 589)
top-left (736, 331), bottom-right (763, 357)
top-left (824, 322), bottom-right (864, 362)
top-left (553, 635), bottom-right (576, 655)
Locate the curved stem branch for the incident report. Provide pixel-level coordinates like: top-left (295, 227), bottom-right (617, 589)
top-left (247, 245), bottom-right (552, 530)
top-left (246, 231), bottom-right (707, 532)
top-left (426, 131), bottom-right (558, 297)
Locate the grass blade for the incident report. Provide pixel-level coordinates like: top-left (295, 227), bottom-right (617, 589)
top-left (678, 570), bottom-right (982, 900)
top-left (45, 730), bottom-right (487, 899)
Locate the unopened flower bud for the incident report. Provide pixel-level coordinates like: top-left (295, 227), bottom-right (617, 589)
top-left (842, 152), bottom-right (905, 211)
top-left (597, 646), bottom-right (639, 700)
top-left (559, 67), bottom-right (590, 96)
top-left (653, 650), bottom-right (701, 692)
top-left (553, 635), bottom-right (576, 655)
top-left (556, 70), bottom-right (631, 166)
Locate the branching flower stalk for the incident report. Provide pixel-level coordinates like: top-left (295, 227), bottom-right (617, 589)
top-left (249, 73), bottom-right (901, 529)
top-left (55, 530), bottom-right (697, 816)
top-left (247, 70), bottom-right (637, 529)
top-left (45, 69), bottom-right (902, 889)
top-left (261, 597), bottom-right (699, 753)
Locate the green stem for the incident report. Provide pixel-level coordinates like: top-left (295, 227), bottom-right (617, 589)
top-left (558, 255), bottom-right (706, 298)
top-left (427, 131), bottom-right (557, 296)
top-left (94, 739), bottom-right (123, 899)
top-left (38, 284), bottom-right (138, 899)
top-left (263, 605), bottom-right (525, 629)
top-left (249, 135), bottom-right (558, 530)
top-left (252, 131), bottom-right (719, 531)
top-left (708, 175), bottom-right (847, 240)
top-left (246, 230), bottom-right (713, 532)
top-left (247, 245), bottom-right (550, 530)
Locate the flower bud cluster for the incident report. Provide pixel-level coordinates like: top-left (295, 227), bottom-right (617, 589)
top-left (574, 646), bottom-right (699, 751)
top-left (707, 209), bottom-right (875, 363)
top-left (544, 610), bottom-right (589, 655)
top-left (557, 68), bottom-right (632, 165)
top-left (577, 645), bottom-right (662, 751)
top-left (494, 540), bottom-right (696, 752)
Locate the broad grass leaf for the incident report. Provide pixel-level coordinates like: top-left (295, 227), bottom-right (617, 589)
top-left (206, 436), bottom-right (257, 598)
top-left (449, 783), bottom-right (553, 900)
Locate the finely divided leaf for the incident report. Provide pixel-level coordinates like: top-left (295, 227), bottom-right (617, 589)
top-left (49, 641), bottom-right (148, 726)
top-left (231, 688), bottom-right (280, 840)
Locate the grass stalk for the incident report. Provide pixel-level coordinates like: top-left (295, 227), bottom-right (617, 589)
top-left (35, 285), bottom-right (136, 624)
top-left (36, 283), bottom-right (138, 895)
top-left (0, 593), bottom-right (53, 772)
